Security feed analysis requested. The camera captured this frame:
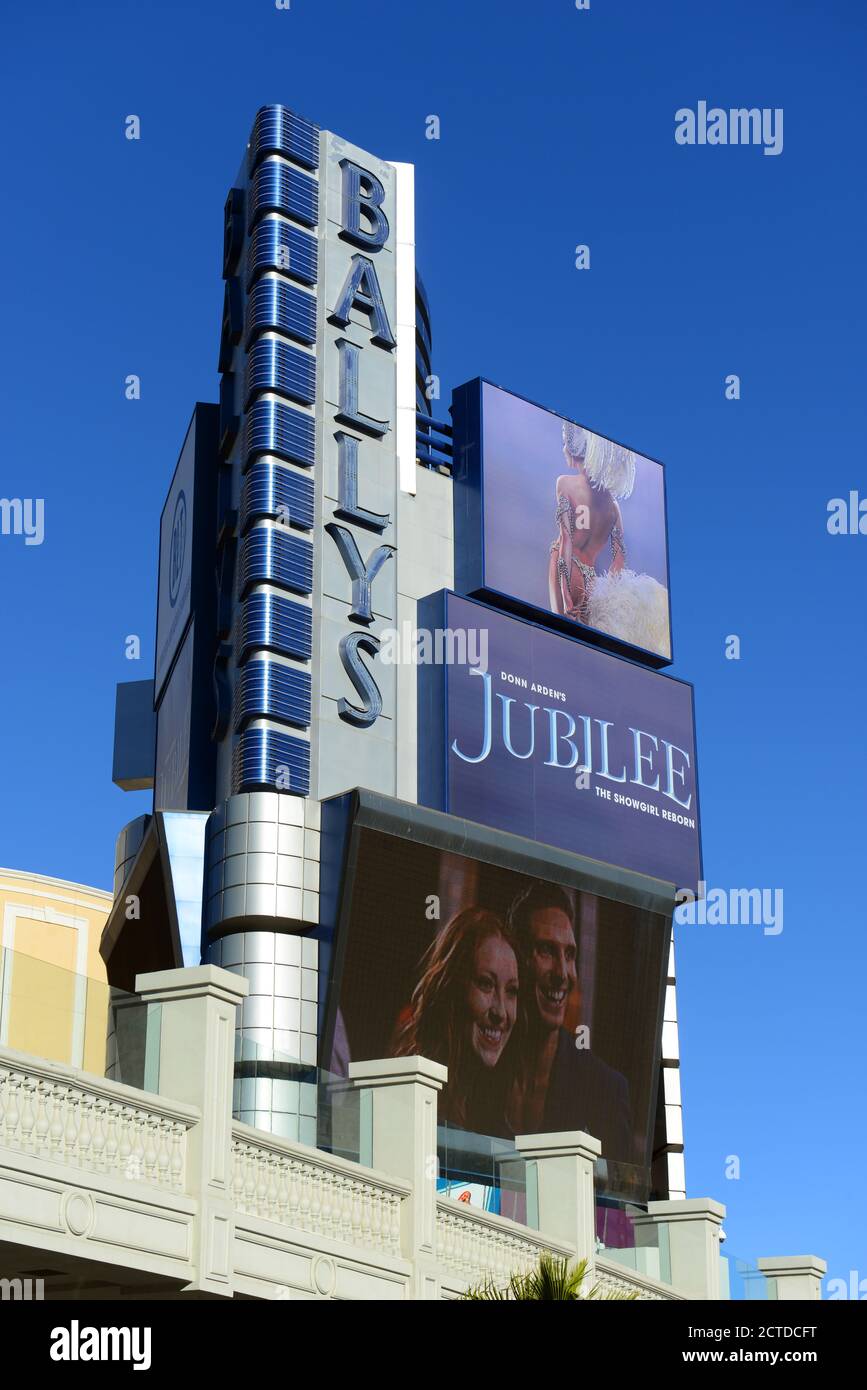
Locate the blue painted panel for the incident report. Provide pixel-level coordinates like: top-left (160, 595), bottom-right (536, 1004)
top-left (240, 526), bottom-right (313, 597)
top-left (245, 277), bottom-right (317, 347)
top-left (239, 592), bottom-right (313, 663)
top-left (234, 658), bottom-right (312, 732)
top-left (247, 217), bottom-right (318, 288)
top-left (244, 398), bottom-right (315, 470)
top-left (232, 727), bottom-right (310, 796)
top-left (241, 460), bottom-right (315, 533)
top-left (249, 158), bottom-right (318, 230)
top-left (248, 105), bottom-right (320, 173)
top-left (245, 276), bottom-right (316, 350)
top-left (245, 337), bottom-right (316, 409)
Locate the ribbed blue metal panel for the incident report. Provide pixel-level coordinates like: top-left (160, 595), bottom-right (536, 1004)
top-left (416, 336), bottom-right (432, 382)
top-left (232, 727), bottom-right (310, 795)
top-left (235, 659), bottom-right (312, 732)
top-left (248, 105), bottom-right (320, 173)
top-left (416, 427), bottom-right (453, 458)
top-left (417, 442), bottom-right (452, 470)
top-left (239, 592), bottom-right (313, 664)
top-left (247, 217), bottom-right (318, 288)
top-left (241, 460), bottom-right (315, 533)
top-left (415, 270), bottom-right (432, 338)
top-left (249, 159), bottom-right (318, 230)
top-left (245, 277), bottom-right (316, 348)
top-left (245, 338), bottom-right (316, 409)
top-left (240, 526), bottom-right (313, 597)
top-left (244, 398), bottom-right (315, 470)
top-left (416, 310), bottom-right (432, 362)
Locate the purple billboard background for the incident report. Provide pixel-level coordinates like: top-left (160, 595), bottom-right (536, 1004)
top-left (480, 383), bottom-right (671, 659)
top-left (437, 593), bottom-right (700, 893)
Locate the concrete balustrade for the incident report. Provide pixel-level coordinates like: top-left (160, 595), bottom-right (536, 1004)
top-left (0, 966), bottom-right (823, 1301)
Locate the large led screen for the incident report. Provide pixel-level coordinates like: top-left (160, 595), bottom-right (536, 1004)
top-left (452, 379), bottom-right (672, 667)
top-left (419, 591), bottom-right (701, 894)
top-left (322, 812), bottom-right (670, 1198)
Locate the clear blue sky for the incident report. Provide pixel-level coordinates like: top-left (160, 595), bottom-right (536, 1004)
top-left (2, 0), bottom-right (865, 1292)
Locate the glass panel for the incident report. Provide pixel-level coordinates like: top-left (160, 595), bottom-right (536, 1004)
top-left (595, 1197), bottom-right (673, 1285)
top-left (0, 945), bottom-right (159, 1091)
top-left (232, 1033), bottom-right (362, 1159)
top-left (106, 991), bottom-right (162, 1093)
top-left (161, 811), bottom-right (209, 967)
top-left (724, 1254), bottom-right (777, 1300)
top-left (436, 1123), bottom-right (528, 1222)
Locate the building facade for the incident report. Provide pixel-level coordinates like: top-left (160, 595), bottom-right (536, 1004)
top-left (0, 105), bottom-right (826, 1302)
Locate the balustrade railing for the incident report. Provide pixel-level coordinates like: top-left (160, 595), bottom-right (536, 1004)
top-left (0, 1050), bottom-right (194, 1191)
top-left (435, 1196), bottom-right (568, 1288)
top-left (231, 1122), bottom-right (407, 1255)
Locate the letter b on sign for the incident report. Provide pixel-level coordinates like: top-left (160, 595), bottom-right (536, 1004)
top-left (340, 160), bottom-right (389, 250)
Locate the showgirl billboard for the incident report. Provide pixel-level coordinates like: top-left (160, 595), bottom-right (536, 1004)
top-left (418, 592), bottom-right (701, 894)
top-left (452, 380), bottom-right (673, 667)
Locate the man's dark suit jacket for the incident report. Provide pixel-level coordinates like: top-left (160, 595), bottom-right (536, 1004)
top-left (542, 1029), bottom-right (633, 1163)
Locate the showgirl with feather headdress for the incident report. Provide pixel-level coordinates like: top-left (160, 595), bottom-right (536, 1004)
top-left (549, 420), bottom-right (670, 659)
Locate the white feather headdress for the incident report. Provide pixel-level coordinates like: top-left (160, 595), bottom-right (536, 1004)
top-left (563, 420), bottom-right (636, 500)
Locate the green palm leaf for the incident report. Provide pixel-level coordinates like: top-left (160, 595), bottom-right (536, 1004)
top-left (463, 1252), bottom-right (638, 1301)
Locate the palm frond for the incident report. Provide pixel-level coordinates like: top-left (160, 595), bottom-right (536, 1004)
top-left (462, 1251), bottom-right (637, 1300)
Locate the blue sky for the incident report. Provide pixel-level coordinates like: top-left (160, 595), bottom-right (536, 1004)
top-left (1, 0), bottom-right (865, 1291)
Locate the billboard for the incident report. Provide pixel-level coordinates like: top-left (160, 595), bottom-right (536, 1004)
top-left (153, 620), bottom-right (193, 811)
top-left (452, 379), bottom-right (672, 667)
top-left (320, 797), bottom-right (671, 1199)
top-left (155, 420), bottom-right (196, 701)
top-left (152, 405), bottom-right (219, 811)
top-left (419, 592), bottom-right (701, 894)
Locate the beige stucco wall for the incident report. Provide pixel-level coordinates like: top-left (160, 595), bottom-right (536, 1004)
top-left (0, 868), bottom-right (112, 1073)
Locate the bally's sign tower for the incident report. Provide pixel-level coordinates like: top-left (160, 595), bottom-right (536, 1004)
top-left (107, 106), bottom-right (450, 1123)
top-left (105, 105), bottom-right (692, 1203)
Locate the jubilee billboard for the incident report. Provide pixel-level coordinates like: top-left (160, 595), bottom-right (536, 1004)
top-left (418, 592), bottom-right (701, 894)
top-left (452, 379), bottom-right (672, 667)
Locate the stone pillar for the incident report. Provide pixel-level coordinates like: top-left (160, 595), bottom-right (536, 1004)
top-left (515, 1131), bottom-right (599, 1269)
top-left (756, 1256), bottom-right (826, 1301)
top-left (646, 1197), bottom-right (726, 1299)
top-left (137, 965), bottom-right (248, 1298)
top-left (348, 1056), bottom-right (447, 1299)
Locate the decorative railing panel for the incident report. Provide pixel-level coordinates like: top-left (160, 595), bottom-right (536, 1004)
top-left (595, 1255), bottom-right (684, 1301)
top-left (436, 1198), bottom-right (571, 1289)
top-left (231, 1124), bottom-right (407, 1257)
top-left (0, 1051), bottom-right (195, 1192)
